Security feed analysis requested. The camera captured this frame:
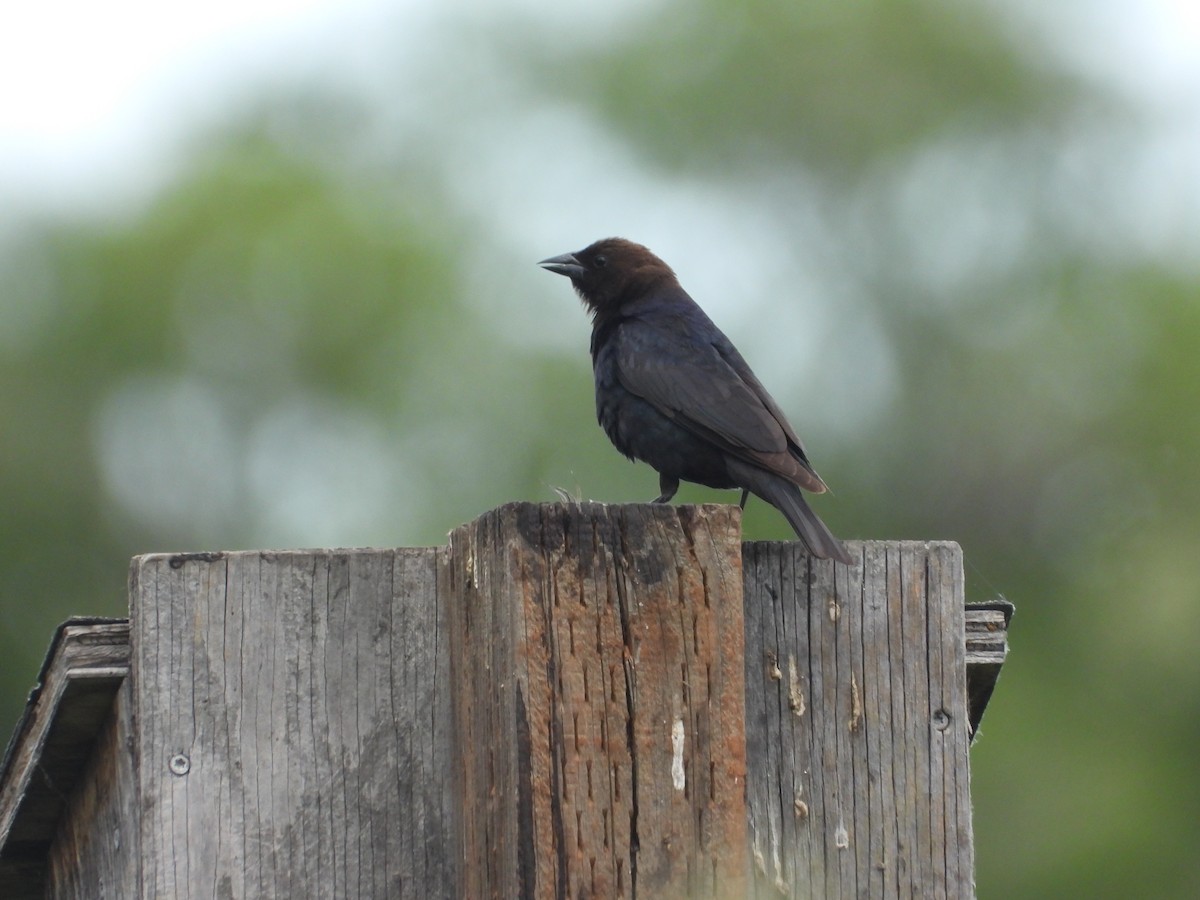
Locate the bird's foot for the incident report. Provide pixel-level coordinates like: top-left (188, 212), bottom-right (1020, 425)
top-left (653, 473), bottom-right (680, 504)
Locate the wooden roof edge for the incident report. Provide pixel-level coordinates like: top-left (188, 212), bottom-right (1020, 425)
top-left (965, 599), bottom-right (1015, 741)
top-left (0, 618), bottom-right (131, 860)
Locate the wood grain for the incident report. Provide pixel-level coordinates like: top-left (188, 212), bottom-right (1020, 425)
top-left (0, 505), bottom-right (999, 899)
top-left (129, 548), bottom-right (455, 899)
top-left (742, 540), bottom-right (975, 899)
top-left (0, 620), bottom-right (130, 900)
top-left (446, 501), bottom-right (749, 899)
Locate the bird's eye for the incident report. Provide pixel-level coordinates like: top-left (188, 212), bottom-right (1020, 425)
top-left (594, 254), bottom-right (608, 268)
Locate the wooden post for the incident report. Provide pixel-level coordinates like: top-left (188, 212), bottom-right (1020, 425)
top-left (446, 502), bottom-right (748, 898)
top-left (742, 540), bottom-right (975, 898)
top-left (0, 504), bottom-right (1002, 899)
top-left (128, 547), bottom-right (456, 899)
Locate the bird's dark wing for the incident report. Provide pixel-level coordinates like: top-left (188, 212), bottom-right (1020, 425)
top-left (709, 337), bottom-right (814, 460)
top-left (613, 317), bottom-right (828, 493)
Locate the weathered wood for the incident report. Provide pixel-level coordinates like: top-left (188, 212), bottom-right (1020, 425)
top-left (742, 540), bottom-right (975, 899)
top-left (129, 547), bottom-right (456, 899)
top-left (965, 600), bottom-right (1014, 739)
top-left (446, 501), bottom-right (749, 899)
top-left (47, 680), bottom-right (138, 899)
top-left (0, 504), bottom-right (1005, 899)
top-left (0, 619), bottom-right (130, 899)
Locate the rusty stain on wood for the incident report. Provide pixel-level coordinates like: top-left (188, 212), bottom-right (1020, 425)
top-left (447, 502), bottom-right (748, 899)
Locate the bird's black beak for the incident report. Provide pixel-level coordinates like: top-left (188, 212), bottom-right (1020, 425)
top-left (538, 252), bottom-right (584, 278)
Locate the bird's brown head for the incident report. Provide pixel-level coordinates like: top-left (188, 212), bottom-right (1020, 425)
top-left (539, 238), bottom-right (677, 316)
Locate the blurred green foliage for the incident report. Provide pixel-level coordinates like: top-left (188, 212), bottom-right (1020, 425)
top-left (2, 0), bottom-right (1198, 895)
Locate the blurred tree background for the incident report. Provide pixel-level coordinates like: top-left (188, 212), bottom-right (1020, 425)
top-left (2, 0), bottom-right (1198, 895)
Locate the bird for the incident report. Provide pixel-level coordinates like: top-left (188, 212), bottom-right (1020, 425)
top-left (539, 237), bottom-right (853, 564)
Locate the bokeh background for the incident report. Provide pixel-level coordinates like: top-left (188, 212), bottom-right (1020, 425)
top-left (3, 0), bottom-right (1198, 895)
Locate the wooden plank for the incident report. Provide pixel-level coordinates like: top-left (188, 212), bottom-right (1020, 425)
top-left (742, 540), bottom-right (975, 899)
top-left (0, 620), bottom-right (130, 900)
top-left (46, 680), bottom-right (139, 899)
top-left (128, 548), bottom-right (456, 899)
top-left (965, 600), bottom-right (1013, 739)
top-left (445, 501), bottom-right (749, 899)
top-left (1, 512), bottom-right (1006, 898)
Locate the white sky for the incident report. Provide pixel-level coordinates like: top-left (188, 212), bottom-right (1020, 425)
top-left (0, 0), bottom-right (1196, 217)
top-left (0, 0), bottom-right (392, 211)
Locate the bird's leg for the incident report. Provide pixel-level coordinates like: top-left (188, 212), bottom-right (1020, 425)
top-left (653, 473), bottom-right (679, 504)
top-left (739, 489), bottom-right (750, 509)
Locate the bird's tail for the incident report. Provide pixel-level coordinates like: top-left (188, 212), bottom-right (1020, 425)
top-left (729, 460), bottom-right (854, 565)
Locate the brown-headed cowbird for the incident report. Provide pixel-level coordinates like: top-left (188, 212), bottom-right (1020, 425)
top-left (540, 237), bottom-right (853, 564)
